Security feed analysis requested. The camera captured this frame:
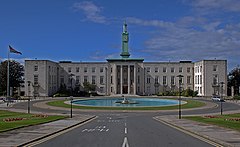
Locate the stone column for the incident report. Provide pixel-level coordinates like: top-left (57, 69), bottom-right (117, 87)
top-left (128, 65), bottom-right (130, 94)
top-left (133, 65), bottom-right (136, 95)
top-left (120, 65), bottom-right (123, 95)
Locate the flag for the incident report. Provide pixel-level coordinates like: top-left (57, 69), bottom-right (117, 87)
top-left (9, 45), bottom-right (22, 55)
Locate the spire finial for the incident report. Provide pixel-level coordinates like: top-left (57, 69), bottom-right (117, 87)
top-left (123, 21), bottom-right (127, 33)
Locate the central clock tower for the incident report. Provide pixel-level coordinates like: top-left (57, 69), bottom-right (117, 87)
top-left (120, 22), bottom-right (130, 58)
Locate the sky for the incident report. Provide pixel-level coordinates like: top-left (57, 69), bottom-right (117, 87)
top-left (0, 0), bottom-right (240, 72)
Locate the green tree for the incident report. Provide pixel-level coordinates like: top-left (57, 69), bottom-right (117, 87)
top-left (228, 66), bottom-right (240, 96)
top-left (83, 82), bottom-right (96, 92)
top-left (0, 60), bottom-right (24, 96)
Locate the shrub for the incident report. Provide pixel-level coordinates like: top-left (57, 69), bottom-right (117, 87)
top-left (233, 95), bottom-right (240, 100)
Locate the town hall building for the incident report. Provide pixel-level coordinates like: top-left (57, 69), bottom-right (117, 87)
top-left (25, 23), bottom-right (227, 97)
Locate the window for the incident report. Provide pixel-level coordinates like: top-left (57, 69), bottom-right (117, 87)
top-left (197, 75), bottom-right (200, 84)
top-left (146, 67), bottom-right (150, 72)
top-left (179, 77), bottom-right (183, 84)
top-left (100, 87), bottom-right (104, 93)
top-left (147, 86), bottom-right (150, 94)
top-left (179, 67), bottom-right (182, 73)
top-left (111, 76), bottom-right (113, 84)
top-left (100, 67), bottom-right (104, 73)
top-left (213, 65), bottom-right (217, 71)
top-left (34, 65), bottom-right (38, 71)
top-left (213, 75), bottom-right (218, 85)
top-left (92, 76), bottom-right (96, 84)
top-left (34, 75), bottom-right (38, 85)
top-left (92, 67), bottom-right (96, 73)
top-left (138, 68), bottom-right (140, 72)
top-left (163, 67), bottom-right (167, 73)
top-left (171, 76), bottom-right (175, 85)
top-left (147, 76), bottom-right (151, 84)
top-left (100, 76), bottom-right (104, 84)
top-left (155, 67), bottom-right (158, 73)
top-left (187, 76), bottom-right (191, 84)
top-left (111, 68), bottom-right (113, 73)
top-left (200, 75), bottom-right (202, 84)
top-left (137, 75), bottom-right (140, 84)
top-left (163, 76), bottom-right (167, 85)
top-left (84, 76), bottom-right (88, 83)
top-left (60, 76), bottom-right (64, 84)
top-left (76, 76), bottom-right (80, 84)
top-left (68, 67), bottom-right (71, 73)
top-left (84, 67), bottom-right (88, 73)
top-left (76, 67), bottom-right (79, 73)
top-left (155, 76), bottom-right (159, 84)
top-left (187, 67), bottom-right (191, 73)
top-left (171, 67), bottom-right (174, 73)
top-left (200, 66), bottom-right (202, 72)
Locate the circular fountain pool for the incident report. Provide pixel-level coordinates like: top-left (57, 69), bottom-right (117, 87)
top-left (72, 98), bottom-right (186, 107)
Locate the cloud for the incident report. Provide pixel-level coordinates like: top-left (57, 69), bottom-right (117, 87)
top-left (127, 17), bottom-right (174, 28)
top-left (0, 58), bottom-right (31, 65)
top-left (90, 50), bottom-right (119, 60)
top-left (127, 17), bottom-right (240, 71)
top-left (186, 0), bottom-right (240, 13)
top-left (72, 1), bottom-right (106, 24)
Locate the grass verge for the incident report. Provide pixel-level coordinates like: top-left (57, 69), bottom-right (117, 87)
top-left (47, 99), bottom-right (205, 110)
top-left (184, 113), bottom-right (240, 131)
top-left (0, 110), bottom-right (66, 132)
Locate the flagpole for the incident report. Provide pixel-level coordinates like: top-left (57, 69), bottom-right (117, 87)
top-left (7, 48), bottom-right (10, 98)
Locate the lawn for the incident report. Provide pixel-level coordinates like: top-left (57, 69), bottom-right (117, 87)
top-left (0, 110), bottom-right (66, 132)
top-left (184, 113), bottom-right (240, 131)
top-left (47, 99), bottom-right (205, 110)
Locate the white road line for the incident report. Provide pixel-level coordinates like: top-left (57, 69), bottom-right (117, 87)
top-left (106, 129), bottom-right (109, 132)
top-left (125, 128), bottom-right (127, 134)
top-left (82, 129), bottom-right (87, 132)
top-left (122, 137), bottom-right (129, 147)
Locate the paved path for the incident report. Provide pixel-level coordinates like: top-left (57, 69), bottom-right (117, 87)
top-left (0, 115), bottom-right (96, 147)
top-left (154, 115), bottom-right (240, 147)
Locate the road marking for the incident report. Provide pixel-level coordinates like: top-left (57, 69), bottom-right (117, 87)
top-left (125, 128), bottom-right (127, 134)
top-left (82, 129), bottom-right (87, 132)
top-left (25, 116), bottom-right (97, 147)
top-left (97, 120), bottom-right (105, 122)
top-left (153, 117), bottom-right (224, 147)
top-left (122, 137), bottom-right (129, 147)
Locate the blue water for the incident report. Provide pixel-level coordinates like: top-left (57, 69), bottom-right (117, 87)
top-left (72, 98), bottom-right (182, 107)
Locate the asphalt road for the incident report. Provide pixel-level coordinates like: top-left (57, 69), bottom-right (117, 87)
top-left (35, 113), bottom-right (213, 147)
top-left (10, 98), bottom-right (240, 147)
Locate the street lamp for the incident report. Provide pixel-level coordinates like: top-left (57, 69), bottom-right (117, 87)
top-left (69, 74), bottom-right (74, 118)
top-left (177, 75), bottom-right (184, 119)
top-left (27, 81), bottom-right (31, 114)
top-left (219, 82), bottom-right (225, 115)
top-left (70, 96), bottom-right (73, 118)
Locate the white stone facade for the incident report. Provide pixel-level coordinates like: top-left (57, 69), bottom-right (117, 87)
top-left (24, 59), bottom-right (227, 97)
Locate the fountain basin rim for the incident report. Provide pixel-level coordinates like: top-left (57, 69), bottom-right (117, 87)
top-left (66, 97), bottom-right (187, 108)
